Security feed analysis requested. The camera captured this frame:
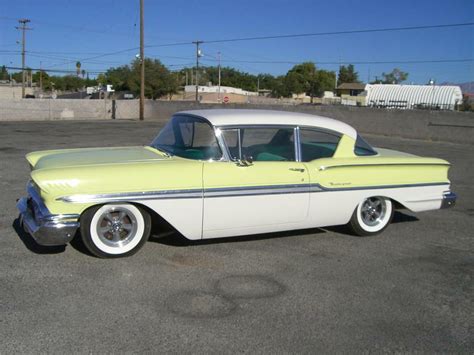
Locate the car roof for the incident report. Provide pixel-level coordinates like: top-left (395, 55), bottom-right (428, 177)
top-left (177, 109), bottom-right (357, 139)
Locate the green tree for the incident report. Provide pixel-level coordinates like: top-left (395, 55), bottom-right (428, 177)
top-left (0, 65), bottom-right (9, 80)
top-left (337, 64), bottom-right (359, 86)
top-left (283, 62), bottom-right (336, 101)
top-left (32, 70), bottom-right (54, 90)
top-left (128, 58), bottom-right (178, 99)
top-left (380, 68), bottom-right (408, 84)
top-left (101, 65), bottom-right (132, 91)
top-left (285, 62), bottom-right (317, 97)
top-left (314, 70), bottom-right (336, 97)
top-left (11, 71), bottom-right (23, 82)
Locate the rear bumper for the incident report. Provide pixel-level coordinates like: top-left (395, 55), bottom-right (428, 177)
top-left (440, 191), bottom-right (457, 209)
top-left (16, 183), bottom-right (80, 246)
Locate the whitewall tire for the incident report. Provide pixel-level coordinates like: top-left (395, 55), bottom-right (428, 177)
top-left (80, 203), bottom-right (151, 258)
top-left (348, 196), bottom-right (393, 236)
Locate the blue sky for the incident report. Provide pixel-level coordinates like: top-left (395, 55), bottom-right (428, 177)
top-left (1, 0), bottom-right (473, 83)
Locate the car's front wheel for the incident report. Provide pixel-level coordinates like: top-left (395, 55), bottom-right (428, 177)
top-left (348, 196), bottom-right (393, 236)
top-left (80, 203), bottom-right (151, 258)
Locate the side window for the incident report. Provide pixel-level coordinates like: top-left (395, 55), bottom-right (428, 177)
top-left (300, 128), bottom-right (341, 162)
top-left (222, 127), bottom-right (295, 162)
top-left (354, 135), bottom-right (378, 156)
top-left (222, 129), bottom-right (240, 161)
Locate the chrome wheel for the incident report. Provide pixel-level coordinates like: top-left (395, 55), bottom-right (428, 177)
top-left (96, 207), bottom-right (138, 248)
top-left (360, 197), bottom-right (387, 227)
top-left (85, 203), bottom-right (149, 256)
top-left (349, 196), bottom-right (394, 236)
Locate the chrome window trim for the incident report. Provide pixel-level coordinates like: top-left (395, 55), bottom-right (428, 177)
top-left (238, 129), bottom-right (242, 160)
top-left (295, 126), bottom-right (302, 162)
top-left (214, 127), bottom-right (231, 162)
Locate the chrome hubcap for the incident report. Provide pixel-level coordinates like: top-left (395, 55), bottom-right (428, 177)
top-left (96, 207), bottom-right (138, 248)
top-left (361, 197), bottom-right (387, 227)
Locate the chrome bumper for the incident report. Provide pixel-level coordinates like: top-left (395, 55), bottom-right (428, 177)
top-left (16, 183), bottom-right (80, 246)
top-left (441, 191), bottom-right (457, 209)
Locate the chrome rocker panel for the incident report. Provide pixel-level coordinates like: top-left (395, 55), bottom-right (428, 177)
top-left (16, 183), bottom-right (80, 246)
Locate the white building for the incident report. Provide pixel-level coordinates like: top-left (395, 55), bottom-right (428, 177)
top-left (184, 85), bottom-right (258, 96)
top-left (365, 84), bottom-right (463, 110)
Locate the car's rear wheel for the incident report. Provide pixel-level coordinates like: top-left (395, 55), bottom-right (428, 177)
top-left (80, 203), bottom-right (151, 258)
top-left (348, 196), bottom-right (393, 236)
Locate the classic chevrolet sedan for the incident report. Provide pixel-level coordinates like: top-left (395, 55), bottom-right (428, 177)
top-left (17, 109), bottom-right (456, 257)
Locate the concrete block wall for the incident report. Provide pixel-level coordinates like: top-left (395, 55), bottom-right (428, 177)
top-left (0, 99), bottom-right (111, 120)
top-left (113, 100), bottom-right (474, 145)
top-left (0, 98), bottom-right (473, 144)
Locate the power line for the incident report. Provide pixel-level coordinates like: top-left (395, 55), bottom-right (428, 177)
top-left (3, 65), bottom-right (107, 74)
top-left (40, 21), bottom-right (474, 71)
top-left (201, 22), bottom-right (474, 44)
top-left (202, 58), bottom-right (474, 65)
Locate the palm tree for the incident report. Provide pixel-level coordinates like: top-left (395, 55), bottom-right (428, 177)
top-left (76, 61), bottom-right (81, 77)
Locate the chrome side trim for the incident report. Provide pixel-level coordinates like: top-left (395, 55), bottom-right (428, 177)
top-left (320, 182), bottom-right (449, 192)
top-left (57, 182), bottom-right (448, 204)
top-left (58, 189), bottom-right (203, 203)
top-left (318, 162), bottom-right (450, 171)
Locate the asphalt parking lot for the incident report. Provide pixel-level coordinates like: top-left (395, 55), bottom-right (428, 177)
top-left (0, 120), bottom-right (472, 353)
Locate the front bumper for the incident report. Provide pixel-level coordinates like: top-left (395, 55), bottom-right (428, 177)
top-left (441, 191), bottom-right (457, 209)
top-left (16, 183), bottom-right (80, 246)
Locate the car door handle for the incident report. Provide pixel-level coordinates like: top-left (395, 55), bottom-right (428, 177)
top-left (289, 167), bottom-right (305, 172)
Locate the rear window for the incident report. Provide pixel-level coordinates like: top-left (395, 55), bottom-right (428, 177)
top-left (354, 135), bottom-right (377, 156)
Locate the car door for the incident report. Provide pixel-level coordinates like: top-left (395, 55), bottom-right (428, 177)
top-left (202, 126), bottom-right (310, 239)
top-left (298, 127), bottom-right (345, 227)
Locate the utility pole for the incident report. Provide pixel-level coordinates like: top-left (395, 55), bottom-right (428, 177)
top-left (16, 19), bottom-right (31, 99)
top-left (217, 51), bottom-right (221, 103)
top-left (139, 0), bottom-right (145, 120)
top-left (193, 41), bottom-right (203, 102)
top-left (39, 61), bottom-right (43, 92)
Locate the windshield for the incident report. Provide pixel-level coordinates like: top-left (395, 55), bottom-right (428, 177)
top-left (150, 115), bottom-right (223, 160)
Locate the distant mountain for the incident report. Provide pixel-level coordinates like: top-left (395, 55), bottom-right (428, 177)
top-left (440, 81), bottom-right (474, 94)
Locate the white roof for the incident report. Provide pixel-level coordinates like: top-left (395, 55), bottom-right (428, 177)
top-left (177, 109), bottom-right (357, 139)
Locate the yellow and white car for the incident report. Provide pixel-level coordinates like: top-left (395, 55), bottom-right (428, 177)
top-left (17, 109), bottom-right (456, 257)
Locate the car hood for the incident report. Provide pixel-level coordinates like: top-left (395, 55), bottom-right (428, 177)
top-left (27, 146), bottom-right (168, 170)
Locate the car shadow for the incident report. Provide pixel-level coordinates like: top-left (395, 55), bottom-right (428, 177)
top-left (13, 210), bottom-right (421, 255)
top-left (324, 211), bottom-right (419, 235)
top-left (12, 218), bottom-right (66, 254)
top-left (69, 234), bottom-right (95, 257)
top-left (149, 227), bottom-right (327, 247)
top-left (391, 211), bottom-right (419, 224)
